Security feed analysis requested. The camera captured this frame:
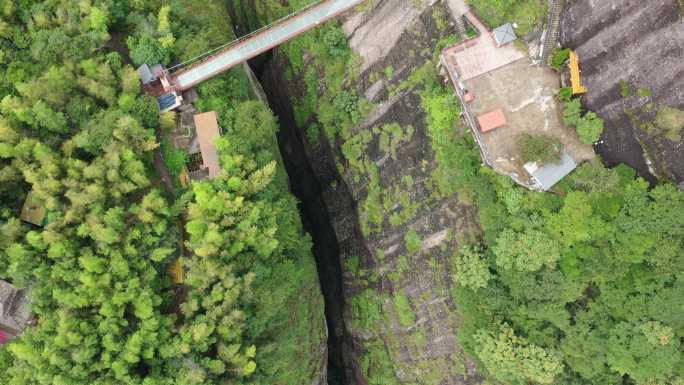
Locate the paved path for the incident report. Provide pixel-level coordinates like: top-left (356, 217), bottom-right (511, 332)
top-left (172, 0), bottom-right (366, 90)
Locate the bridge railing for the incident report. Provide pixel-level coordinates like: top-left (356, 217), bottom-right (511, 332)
top-left (167, 0), bottom-right (327, 74)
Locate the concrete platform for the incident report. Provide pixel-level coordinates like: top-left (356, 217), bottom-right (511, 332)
top-left (442, 11), bottom-right (526, 80)
top-left (465, 59), bottom-right (595, 178)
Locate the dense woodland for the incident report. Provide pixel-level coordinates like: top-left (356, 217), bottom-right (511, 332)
top-left (0, 1), bottom-right (323, 384)
top-left (243, 1), bottom-right (684, 385)
top-left (0, 1), bottom-right (683, 385)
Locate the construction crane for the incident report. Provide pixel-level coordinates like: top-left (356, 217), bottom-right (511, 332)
top-left (138, 0), bottom-right (366, 112)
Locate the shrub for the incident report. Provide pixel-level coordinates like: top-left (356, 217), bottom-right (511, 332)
top-left (323, 27), bottom-right (348, 57)
top-left (384, 65), bottom-right (394, 79)
top-left (619, 80), bottom-right (632, 98)
top-left (558, 87), bottom-right (573, 103)
top-left (351, 289), bottom-right (382, 331)
top-left (405, 229), bottom-right (422, 255)
top-left (576, 111), bottom-right (604, 144)
top-left (333, 90), bottom-right (361, 124)
top-left (451, 245), bottom-right (492, 291)
top-left (516, 133), bottom-right (562, 165)
top-left (654, 106), bottom-right (684, 142)
top-left (393, 293), bottom-right (416, 327)
top-left (562, 98), bottom-right (583, 126)
top-left (636, 88), bottom-right (652, 98)
top-left (306, 123), bottom-right (320, 144)
top-left (551, 48), bottom-right (571, 71)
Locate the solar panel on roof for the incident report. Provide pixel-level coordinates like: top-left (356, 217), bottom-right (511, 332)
top-left (158, 93), bottom-right (178, 111)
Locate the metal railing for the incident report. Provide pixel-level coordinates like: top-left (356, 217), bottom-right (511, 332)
top-left (440, 54), bottom-right (536, 190)
top-left (167, 0), bottom-right (330, 73)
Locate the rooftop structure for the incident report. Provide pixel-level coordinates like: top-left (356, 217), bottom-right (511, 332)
top-left (477, 108), bottom-right (507, 133)
top-left (138, 64), bottom-right (155, 85)
top-left (524, 153), bottom-right (578, 191)
top-left (493, 23), bottom-right (517, 47)
top-left (569, 50), bottom-right (588, 94)
top-left (0, 280), bottom-right (30, 337)
top-left (158, 92), bottom-right (183, 113)
top-left (20, 191), bottom-right (46, 227)
top-left (138, 64), bottom-right (184, 112)
top-left (192, 112), bottom-right (222, 179)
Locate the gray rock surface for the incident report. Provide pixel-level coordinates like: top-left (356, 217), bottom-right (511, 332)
top-left (561, 0), bottom-right (684, 182)
top-left (324, 1), bottom-right (483, 383)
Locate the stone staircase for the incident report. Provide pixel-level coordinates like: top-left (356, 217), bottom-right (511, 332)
top-left (454, 15), bottom-right (467, 39)
top-left (541, 0), bottom-right (565, 64)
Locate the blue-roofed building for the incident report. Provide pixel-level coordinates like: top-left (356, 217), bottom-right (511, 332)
top-left (158, 92), bottom-right (183, 113)
top-left (524, 152), bottom-right (578, 191)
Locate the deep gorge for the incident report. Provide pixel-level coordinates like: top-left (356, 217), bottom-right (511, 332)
top-left (248, 51), bottom-right (355, 385)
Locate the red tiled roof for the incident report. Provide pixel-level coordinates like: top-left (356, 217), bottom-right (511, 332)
top-left (477, 109), bottom-right (507, 133)
top-left (193, 112), bottom-right (221, 178)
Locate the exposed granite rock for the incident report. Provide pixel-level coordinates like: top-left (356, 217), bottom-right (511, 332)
top-left (262, 1), bottom-right (485, 384)
top-left (561, 0), bottom-right (684, 183)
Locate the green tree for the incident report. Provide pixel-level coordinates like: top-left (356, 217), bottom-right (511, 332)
top-left (576, 111), bottom-right (604, 144)
top-left (606, 321), bottom-right (681, 384)
top-left (128, 33), bottom-right (169, 66)
top-left (405, 229), bottom-right (422, 255)
top-left (563, 98), bottom-right (583, 126)
top-left (475, 326), bottom-right (564, 384)
top-left (452, 244), bottom-right (492, 291)
top-left (493, 228), bottom-right (560, 272)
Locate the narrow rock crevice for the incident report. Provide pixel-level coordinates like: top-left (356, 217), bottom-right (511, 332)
top-left (247, 51), bottom-right (354, 385)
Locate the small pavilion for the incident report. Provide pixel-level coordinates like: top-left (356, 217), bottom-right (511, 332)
top-left (493, 23), bottom-right (517, 47)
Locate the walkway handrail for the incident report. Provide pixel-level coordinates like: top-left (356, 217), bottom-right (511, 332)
top-left (440, 54), bottom-right (537, 190)
top-left (167, 0), bottom-right (328, 73)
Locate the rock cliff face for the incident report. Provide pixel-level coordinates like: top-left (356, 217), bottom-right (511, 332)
top-left (255, 1), bottom-right (483, 384)
top-left (561, 0), bottom-right (684, 183)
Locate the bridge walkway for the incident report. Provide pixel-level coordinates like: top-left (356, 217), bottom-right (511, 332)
top-left (171, 0), bottom-right (366, 91)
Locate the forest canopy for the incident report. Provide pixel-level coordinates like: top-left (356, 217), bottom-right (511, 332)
top-left (1, 1), bottom-right (682, 385)
top-left (0, 1), bottom-right (323, 385)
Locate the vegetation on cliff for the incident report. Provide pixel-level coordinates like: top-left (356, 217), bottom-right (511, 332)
top-left (402, 23), bottom-right (684, 385)
top-left (467, 0), bottom-right (545, 35)
top-left (0, 1), bottom-right (324, 384)
top-left (240, 2), bottom-right (684, 385)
